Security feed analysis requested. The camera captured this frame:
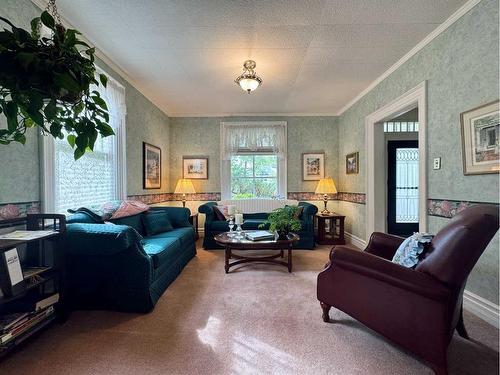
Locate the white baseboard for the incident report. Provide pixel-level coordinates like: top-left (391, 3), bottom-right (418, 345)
top-left (463, 290), bottom-right (500, 328)
top-left (345, 232), bottom-right (367, 249)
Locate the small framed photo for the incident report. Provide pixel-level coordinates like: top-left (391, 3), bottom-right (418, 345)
top-left (302, 152), bottom-right (325, 181)
top-left (346, 152), bottom-right (359, 174)
top-left (460, 100), bottom-right (499, 175)
top-left (183, 157), bottom-right (209, 179)
top-left (143, 142), bottom-right (162, 189)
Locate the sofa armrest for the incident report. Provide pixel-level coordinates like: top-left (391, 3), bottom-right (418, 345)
top-left (198, 202), bottom-right (218, 224)
top-left (298, 201), bottom-right (318, 231)
top-left (328, 246), bottom-right (449, 301)
top-left (66, 223), bottom-right (145, 256)
top-left (150, 206), bottom-right (191, 227)
top-left (364, 232), bottom-right (405, 260)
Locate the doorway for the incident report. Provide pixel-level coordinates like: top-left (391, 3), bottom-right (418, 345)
top-left (365, 81), bottom-right (427, 239)
top-left (387, 140), bottom-right (419, 236)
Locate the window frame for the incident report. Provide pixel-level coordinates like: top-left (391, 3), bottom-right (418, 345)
top-left (42, 67), bottom-right (127, 213)
top-left (220, 121), bottom-right (287, 200)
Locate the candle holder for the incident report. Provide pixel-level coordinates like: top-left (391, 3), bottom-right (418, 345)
top-left (235, 220), bottom-right (244, 239)
top-left (227, 217), bottom-right (235, 237)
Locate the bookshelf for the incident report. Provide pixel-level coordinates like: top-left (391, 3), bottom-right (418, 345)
top-left (0, 214), bottom-right (66, 358)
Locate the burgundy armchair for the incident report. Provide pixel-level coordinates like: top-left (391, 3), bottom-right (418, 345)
top-left (317, 204), bottom-right (499, 375)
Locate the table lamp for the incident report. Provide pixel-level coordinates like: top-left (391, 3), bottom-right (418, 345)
top-left (174, 179), bottom-right (195, 207)
top-left (315, 177), bottom-right (337, 214)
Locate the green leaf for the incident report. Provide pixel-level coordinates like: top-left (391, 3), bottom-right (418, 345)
top-left (30, 17), bottom-right (40, 38)
top-left (99, 74), bottom-right (108, 88)
top-left (99, 123), bottom-right (114, 137)
top-left (74, 147), bottom-right (86, 160)
top-left (50, 123), bottom-right (62, 138)
top-left (92, 95), bottom-right (108, 110)
top-left (44, 99), bottom-right (57, 120)
top-left (88, 129), bottom-right (98, 151)
top-left (29, 91), bottom-right (44, 112)
top-left (40, 11), bottom-right (55, 30)
top-left (13, 133), bottom-right (26, 145)
top-left (67, 134), bottom-right (76, 148)
top-left (75, 134), bottom-right (88, 150)
top-left (5, 102), bottom-right (18, 132)
top-left (53, 72), bottom-right (81, 93)
top-left (28, 110), bottom-right (44, 127)
top-left (17, 52), bottom-right (35, 69)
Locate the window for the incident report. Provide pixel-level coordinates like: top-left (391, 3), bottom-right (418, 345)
top-left (220, 122), bottom-right (287, 199)
top-left (43, 69), bottom-right (126, 214)
top-left (384, 121), bottom-right (419, 132)
top-left (231, 154), bottom-right (278, 199)
top-left (395, 148), bottom-right (419, 223)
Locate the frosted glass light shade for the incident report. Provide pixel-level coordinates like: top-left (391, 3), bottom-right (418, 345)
top-left (315, 178), bottom-right (337, 194)
top-left (238, 78), bottom-right (260, 92)
top-left (174, 179), bottom-right (195, 194)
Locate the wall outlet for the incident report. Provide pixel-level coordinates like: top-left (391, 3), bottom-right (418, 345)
top-left (433, 157), bottom-right (441, 170)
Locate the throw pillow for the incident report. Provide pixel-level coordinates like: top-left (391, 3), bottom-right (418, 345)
top-left (111, 200), bottom-right (150, 219)
top-left (214, 205), bottom-right (234, 220)
top-left (285, 205), bottom-right (304, 219)
top-left (142, 211), bottom-right (174, 236)
top-left (392, 233), bottom-right (433, 268)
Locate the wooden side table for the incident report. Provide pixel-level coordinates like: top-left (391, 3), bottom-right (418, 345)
top-left (315, 213), bottom-right (345, 245)
top-left (189, 213), bottom-right (199, 240)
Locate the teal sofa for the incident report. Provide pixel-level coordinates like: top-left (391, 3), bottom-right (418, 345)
top-left (65, 207), bottom-right (196, 313)
top-left (199, 201), bottom-right (318, 249)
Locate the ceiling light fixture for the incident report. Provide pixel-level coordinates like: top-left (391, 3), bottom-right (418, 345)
top-left (234, 60), bottom-right (262, 93)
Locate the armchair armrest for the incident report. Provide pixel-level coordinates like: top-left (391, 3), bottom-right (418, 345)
top-left (66, 223), bottom-right (145, 256)
top-left (364, 232), bottom-right (405, 260)
top-left (329, 246), bottom-right (449, 301)
top-left (150, 206), bottom-right (191, 227)
top-left (198, 202), bottom-right (218, 223)
top-left (298, 202), bottom-right (318, 231)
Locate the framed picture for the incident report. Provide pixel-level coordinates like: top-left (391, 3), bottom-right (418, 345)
top-left (346, 152), bottom-right (359, 174)
top-left (183, 156), bottom-right (209, 179)
top-left (302, 152), bottom-right (325, 181)
top-left (460, 100), bottom-right (500, 175)
top-left (143, 142), bottom-right (161, 189)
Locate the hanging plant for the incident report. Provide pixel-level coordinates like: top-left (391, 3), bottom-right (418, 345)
top-left (0, 7), bottom-right (113, 159)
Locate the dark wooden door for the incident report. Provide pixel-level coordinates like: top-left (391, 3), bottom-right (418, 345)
top-left (387, 141), bottom-right (419, 236)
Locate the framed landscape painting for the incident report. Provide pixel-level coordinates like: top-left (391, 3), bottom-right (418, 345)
top-left (346, 152), bottom-right (359, 174)
top-left (460, 100), bottom-right (500, 175)
top-left (143, 142), bottom-right (161, 189)
top-left (183, 156), bottom-right (208, 179)
top-left (302, 152), bottom-right (325, 181)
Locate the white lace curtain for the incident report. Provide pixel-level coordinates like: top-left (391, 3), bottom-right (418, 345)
top-left (221, 122), bottom-right (287, 160)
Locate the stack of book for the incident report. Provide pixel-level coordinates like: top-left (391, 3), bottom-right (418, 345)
top-left (244, 231), bottom-right (276, 241)
top-left (0, 293), bottom-right (59, 349)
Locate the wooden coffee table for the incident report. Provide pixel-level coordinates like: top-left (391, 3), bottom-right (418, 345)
top-left (214, 231), bottom-right (300, 273)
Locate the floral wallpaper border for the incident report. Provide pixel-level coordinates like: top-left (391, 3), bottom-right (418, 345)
top-left (427, 199), bottom-right (499, 218)
top-left (0, 201), bottom-right (41, 220)
top-left (128, 192), bottom-right (367, 204)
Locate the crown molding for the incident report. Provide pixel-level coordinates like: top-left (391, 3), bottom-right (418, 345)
top-left (337, 0), bottom-right (482, 116)
top-left (169, 112), bottom-right (339, 118)
top-left (29, 0), bottom-right (171, 118)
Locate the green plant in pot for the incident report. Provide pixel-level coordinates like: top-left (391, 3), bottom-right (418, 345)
top-left (0, 7), bottom-right (112, 159)
top-left (259, 206), bottom-right (302, 240)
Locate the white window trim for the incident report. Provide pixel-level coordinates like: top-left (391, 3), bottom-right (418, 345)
top-left (220, 121), bottom-right (287, 200)
top-left (42, 68), bottom-right (127, 213)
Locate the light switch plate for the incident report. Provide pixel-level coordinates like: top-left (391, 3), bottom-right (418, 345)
top-left (433, 157), bottom-right (441, 170)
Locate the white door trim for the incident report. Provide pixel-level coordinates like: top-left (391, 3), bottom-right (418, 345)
top-left (365, 81), bottom-right (427, 239)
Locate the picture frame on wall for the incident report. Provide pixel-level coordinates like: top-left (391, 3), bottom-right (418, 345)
top-left (302, 152), bottom-right (325, 181)
top-left (183, 156), bottom-right (209, 180)
top-left (460, 100), bottom-right (500, 175)
top-left (143, 142), bottom-right (162, 189)
top-left (346, 152), bottom-right (359, 174)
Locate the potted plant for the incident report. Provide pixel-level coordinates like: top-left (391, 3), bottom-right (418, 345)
top-left (0, 8), bottom-right (112, 159)
top-left (259, 206), bottom-right (302, 240)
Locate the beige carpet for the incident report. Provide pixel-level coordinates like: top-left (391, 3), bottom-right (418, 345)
top-left (2, 242), bottom-right (498, 374)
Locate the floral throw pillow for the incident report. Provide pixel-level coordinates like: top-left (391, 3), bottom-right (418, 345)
top-left (392, 233), bottom-right (433, 268)
top-left (214, 205), bottom-right (232, 220)
top-left (111, 200), bottom-right (150, 219)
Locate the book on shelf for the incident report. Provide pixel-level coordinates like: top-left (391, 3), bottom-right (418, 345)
top-left (244, 231), bottom-right (276, 241)
top-left (0, 248), bottom-right (26, 297)
top-left (0, 306), bottom-right (55, 345)
top-left (0, 312), bottom-right (29, 333)
top-left (3, 292), bottom-right (59, 314)
top-left (0, 230), bottom-right (57, 241)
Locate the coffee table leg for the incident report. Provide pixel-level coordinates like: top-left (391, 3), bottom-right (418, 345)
top-left (225, 247), bottom-right (230, 274)
top-left (280, 249), bottom-right (284, 258)
top-left (287, 246), bottom-right (292, 272)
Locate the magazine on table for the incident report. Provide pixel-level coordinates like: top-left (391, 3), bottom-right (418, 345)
top-left (0, 230), bottom-right (57, 241)
top-left (245, 231), bottom-right (276, 241)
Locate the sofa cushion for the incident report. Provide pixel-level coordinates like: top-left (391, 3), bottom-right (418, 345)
top-left (147, 227), bottom-right (195, 246)
top-left (242, 219), bottom-right (269, 230)
top-left (142, 237), bottom-right (182, 269)
top-left (109, 213), bottom-right (145, 235)
top-left (142, 211), bottom-right (174, 236)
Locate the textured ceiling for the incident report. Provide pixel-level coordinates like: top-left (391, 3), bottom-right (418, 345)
top-left (55, 0), bottom-right (466, 116)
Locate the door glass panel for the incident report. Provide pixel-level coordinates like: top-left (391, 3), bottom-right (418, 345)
top-left (395, 148), bottom-right (419, 223)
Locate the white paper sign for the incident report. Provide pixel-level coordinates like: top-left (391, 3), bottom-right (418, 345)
top-left (4, 248), bottom-right (23, 286)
